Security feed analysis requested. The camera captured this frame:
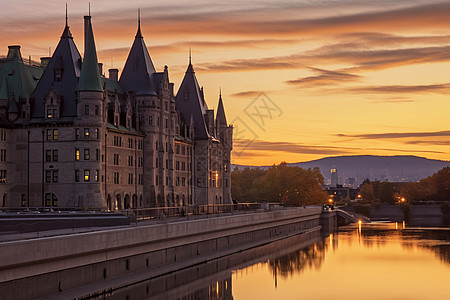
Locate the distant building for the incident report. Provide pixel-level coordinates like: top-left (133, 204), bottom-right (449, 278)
top-left (326, 185), bottom-right (358, 201)
top-left (330, 167), bottom-right (338, 187)
top-left (345, 177), bottom-right (356, 187)
top-left (0, 12), bottom-right (233, 210)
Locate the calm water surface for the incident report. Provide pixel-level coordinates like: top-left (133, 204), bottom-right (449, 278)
top-left (100, 223), bottom-right (449, 299)
top-left (233, 223), bottom-right (450, 300)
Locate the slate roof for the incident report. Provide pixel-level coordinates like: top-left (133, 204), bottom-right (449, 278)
top-left (77, 16), bottom-right (103, 92)
top-left (0, 48), bottom-right (43, 104)
top-left (30, 22), bottom-right (81, 118)
top-left (175, 62), bottom-right (210, 140)
top-left (119, 22), bottom-right (157, 95)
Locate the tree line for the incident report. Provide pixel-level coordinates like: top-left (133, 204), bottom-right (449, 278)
top-left (231, 163), bottom-right (328, 205)
top-left (359, 166), bottom-right (450, 203)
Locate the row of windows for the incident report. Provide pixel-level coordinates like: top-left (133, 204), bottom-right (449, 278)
top-left (175, 160), bottom-right (187, 171)
top-left (45, 170), bottom-right (58, 183)
top-left (113, 136), bottom-right (122, 147)
top-left (84, 104), bottom-right (99, 116)
top-left (75, 128), bottom-right (100, 140)
top-left (155, 175), bottom-right (191, 187)
top-left (196, 162), bottom-right (229, 172)
top-left (45, 150), bottom-right (58, 162)
top-left (46, 129), bottom-right (58, 140)
top-left (75, 148), bottom-right (100, 161)
top-left (175, 145), bottom-right (189, 155)
top-left (113, 172), bottom-right (143, 185)
top-left (75, 169), bottom-right (99, 182)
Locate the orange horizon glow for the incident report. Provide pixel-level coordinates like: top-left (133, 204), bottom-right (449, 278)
top-left (1, 1), bottom-right (450, 165)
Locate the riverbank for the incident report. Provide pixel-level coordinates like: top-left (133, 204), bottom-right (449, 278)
top-left (0, 207), bottom-right (334, 299)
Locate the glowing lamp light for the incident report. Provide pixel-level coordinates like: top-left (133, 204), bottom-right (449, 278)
top-left (358, 220), bottom-right (362, 224)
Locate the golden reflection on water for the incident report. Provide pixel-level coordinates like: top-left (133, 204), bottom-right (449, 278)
top-left (232, 224), bottom-right (450, 300)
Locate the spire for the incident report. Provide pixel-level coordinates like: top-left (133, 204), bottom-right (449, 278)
top-left (78, 14), bottom-right (103, 92)
top-left (186, 48), bottom-right (194, 73)
top-left (61, 3), bottom-right (73, 38)
top-left (216, 89), bottom-right (227, 126)
top-left (136, 8), bottom-right (142, 38)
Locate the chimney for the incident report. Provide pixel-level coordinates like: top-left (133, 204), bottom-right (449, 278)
top-left (40, 57), bottom-right (51, 68)
top-left (98, 63), bottom-right (103, 76)
top-left (108, 68), bottom-right (119, 81)
top-left (7, 45), bottom-right (22, 61)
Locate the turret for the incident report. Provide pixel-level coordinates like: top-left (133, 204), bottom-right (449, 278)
top-left (77, 14), bottom-right (104, 124)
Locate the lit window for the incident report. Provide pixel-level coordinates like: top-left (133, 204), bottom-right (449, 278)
top-left (75, 148), bottom-right (80, 161)
top-left (53, 129), bottom-right (58, 140)
top-left (84, 170), bottom-right (90, 182)
top-left (84, 128), bottom-right (89, 138)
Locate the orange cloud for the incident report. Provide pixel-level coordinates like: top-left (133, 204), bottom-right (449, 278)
top-left (286, 68), bottom-right (362, 87)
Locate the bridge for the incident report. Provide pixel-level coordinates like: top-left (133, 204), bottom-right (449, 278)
top-left (334, 208), bottom-right (370, 224)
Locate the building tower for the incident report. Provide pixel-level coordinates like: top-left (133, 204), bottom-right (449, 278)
top-left (331, 166), bottom-right (338, 187)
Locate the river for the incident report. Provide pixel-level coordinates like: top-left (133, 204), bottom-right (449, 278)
top-left (97, 223), bottom-right (450, 299)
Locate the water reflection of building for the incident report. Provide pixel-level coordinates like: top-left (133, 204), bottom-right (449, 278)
top-left (268, 240), bottom-right (327, 280)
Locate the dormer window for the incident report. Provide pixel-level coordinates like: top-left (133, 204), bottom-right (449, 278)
top-left (45, 89), bottom-right (61, 121)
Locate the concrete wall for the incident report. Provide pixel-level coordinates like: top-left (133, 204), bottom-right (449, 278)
top-left (0, 207), bottom-right (323, 299)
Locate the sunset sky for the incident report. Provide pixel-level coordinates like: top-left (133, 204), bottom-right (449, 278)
top-left (1, 0), bottom-right (450, 165)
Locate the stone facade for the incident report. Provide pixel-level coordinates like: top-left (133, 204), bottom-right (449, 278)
top-left (0, 13), bottom-right (232, 210)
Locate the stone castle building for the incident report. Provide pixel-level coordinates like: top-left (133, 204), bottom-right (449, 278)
top-left (0, 13), bottom-right (233, 210)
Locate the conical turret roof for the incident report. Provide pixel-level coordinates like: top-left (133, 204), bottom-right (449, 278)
top-left (120, 14), bottom-right (157, 95)
top-left (175, 61), bottom-right (210, 139)
top-left (216, 90), bottom-right (227, 127)
top-left (77, 15), bottom-right (103, 92)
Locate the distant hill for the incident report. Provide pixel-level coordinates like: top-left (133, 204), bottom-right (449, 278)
top-left (231, 155), bottom-right (450, 186)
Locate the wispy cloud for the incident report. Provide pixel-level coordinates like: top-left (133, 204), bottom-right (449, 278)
top-left (286, 67), bottom-right (362, 87)
top-left (233, 138), bottom-right (445, 157)
top-left (336, 130), bottom-right (450, 139)
top-left (230, 91), bottom-right (263, 98)
top-left (327, 83), bottom-right (450, 95)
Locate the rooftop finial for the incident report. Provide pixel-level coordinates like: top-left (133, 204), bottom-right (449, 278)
top-left (65, 3), bottom-right (68, 27)
top-left (135, 9), bottom-right (143, 38)
top-left (89, 2), bottom-right (91, 17)
top-left (189, 47), bottom-right (192, 65)
top-left (219, 86), bottom-right (222, 98)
